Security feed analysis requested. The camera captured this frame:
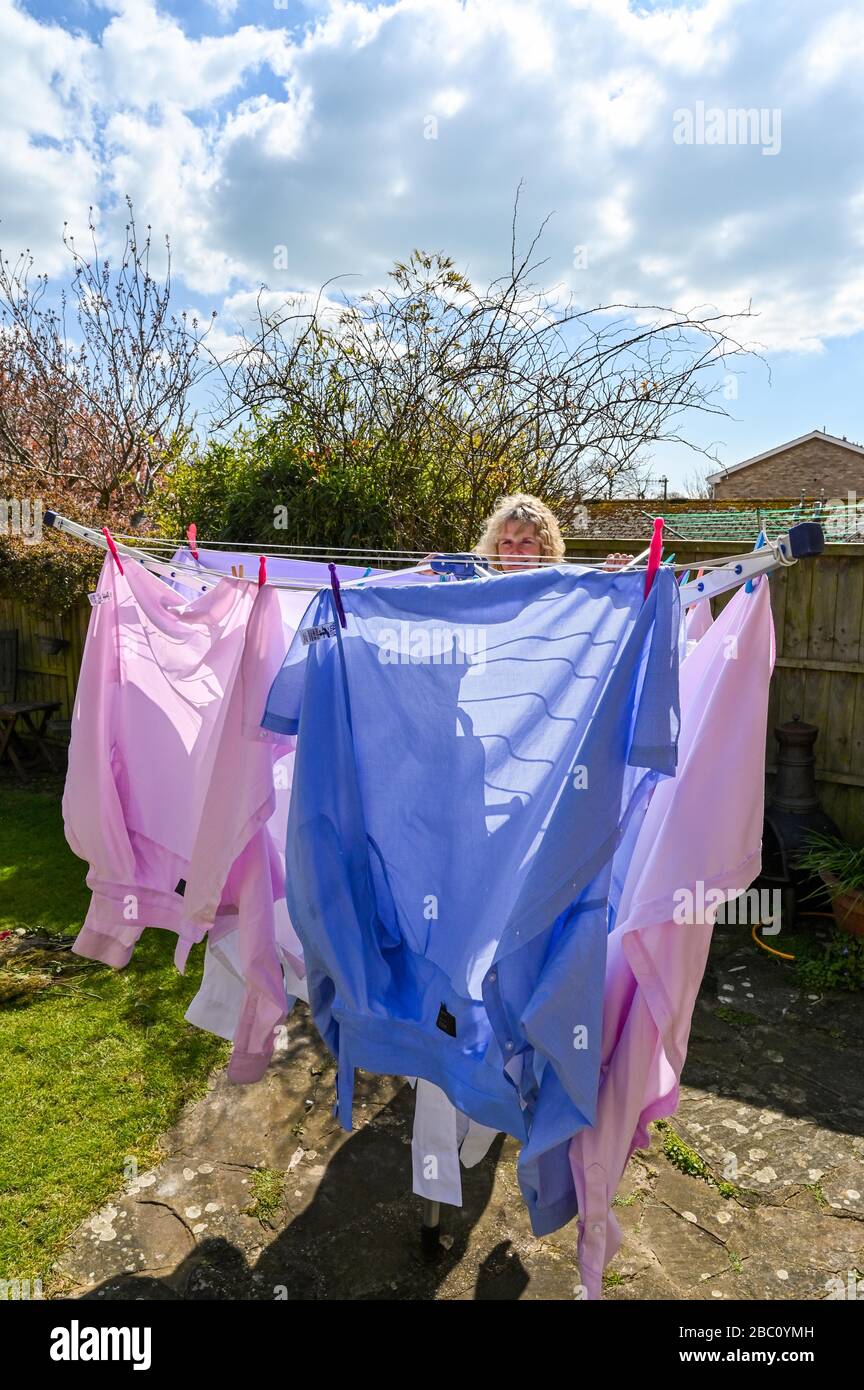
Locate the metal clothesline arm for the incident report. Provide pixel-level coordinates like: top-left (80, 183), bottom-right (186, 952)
top-left (42, 512), bottom-right (325, 592)
top-left (43, 513), bottom-right (499, 589)
top-left (676, 523), bottom-right (824, 606)
top-left (42, 510), bottom-right (826, 606)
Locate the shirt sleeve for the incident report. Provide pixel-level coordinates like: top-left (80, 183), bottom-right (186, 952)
top-left (626, 566), bottom-right (681, 775)
top-left (261, 590), bottom-right (330, 736)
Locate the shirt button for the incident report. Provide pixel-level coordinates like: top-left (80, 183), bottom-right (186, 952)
top-left (505, 1040), bottom-right (514, 1051)
top-left (488, 972), bottom-right (497, 983)
top-left (591, 1224), bottom-right (602, 1235)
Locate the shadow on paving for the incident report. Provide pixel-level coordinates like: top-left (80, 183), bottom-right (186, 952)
top-left (53, 918), bottom-right (864, 1302)
top-left (74, 1093), bottom-right (533, 1301)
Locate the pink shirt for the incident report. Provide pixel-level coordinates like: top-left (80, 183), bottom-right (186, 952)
top-left (65, 555), bottom-right (257, 968)
top-left (65, 556), bottom-right (312, 1083)
top-left (183, 584), bottom-right (311, 1081)
top-left (569, 579), bottom-right (775, 1298)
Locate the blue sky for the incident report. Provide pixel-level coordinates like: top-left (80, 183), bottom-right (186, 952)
top-left (4, 0), bottom-right (864, 489)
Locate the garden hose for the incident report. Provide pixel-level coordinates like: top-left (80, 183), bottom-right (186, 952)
top-left (751, 909), bottom-right (836, 961)
top-left (751, 924), bottom-right (795, 960)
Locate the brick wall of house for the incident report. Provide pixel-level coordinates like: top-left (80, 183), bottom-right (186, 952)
top-left (712, 437), bottom-right (864, 499)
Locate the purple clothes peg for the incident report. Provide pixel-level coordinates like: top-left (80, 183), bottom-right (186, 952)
top-left (328, 562), bottom-right (347, 628)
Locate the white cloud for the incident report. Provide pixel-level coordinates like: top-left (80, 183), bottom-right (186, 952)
top-left (0, 1), bottom-right (96, 270)
top-left (95, 0), bottom-right (291, 111)
top-left (206, 0), bottom-right (241, 20)
top-left (797, 7), bottom-right (864, 86)
top-left (1, 0), bottom-right (862, 363)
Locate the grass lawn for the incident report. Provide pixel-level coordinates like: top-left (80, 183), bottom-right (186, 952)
top-left (0, 783), bottom-right (229, 1287)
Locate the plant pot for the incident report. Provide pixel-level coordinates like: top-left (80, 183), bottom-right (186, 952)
top-left (821, 870), bottom-right (864, 937)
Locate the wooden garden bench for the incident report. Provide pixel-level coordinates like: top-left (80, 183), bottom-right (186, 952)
top-left (0, 631), bottom-right (61, 780)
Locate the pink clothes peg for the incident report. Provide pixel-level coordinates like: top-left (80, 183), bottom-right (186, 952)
top-left (101, 527), bottom-right (124, 575)
top-left (187, 523), bottom-right (200, 562)
top-left (643, 517), bottom-right (664, 598)
top-left (258, 555), bottom-right (267, 588)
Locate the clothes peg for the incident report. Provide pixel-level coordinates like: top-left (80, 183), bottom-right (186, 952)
top-left (258, 555), bottom-right (267, 588)
top-left (187, 523), bottom-right (199, 562)
top-left (745, 530), bottom-right (767, 594)
top-left (230, 564), bottom-right (245, 579)
top-left (102, 527), bottom-right (124, 575)
top-left (328, 562), bottom-right (347, 629)
top-left (643, 518), bottom-right (664, 598)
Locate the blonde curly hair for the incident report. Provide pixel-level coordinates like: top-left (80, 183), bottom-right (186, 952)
top-left (475, 493), bottom-right (566, 568)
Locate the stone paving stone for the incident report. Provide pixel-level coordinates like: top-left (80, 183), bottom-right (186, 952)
top-left (51, 919), bottom-right (864, 1301)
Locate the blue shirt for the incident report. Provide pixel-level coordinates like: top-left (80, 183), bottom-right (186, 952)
top-left (263, 565), bottom-right (680, 1234)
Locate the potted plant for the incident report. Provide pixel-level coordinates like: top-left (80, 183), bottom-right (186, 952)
top-left (796, 833), bottom-right (864, 937)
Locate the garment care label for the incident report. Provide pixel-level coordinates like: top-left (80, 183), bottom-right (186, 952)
top-left (436, 1002), bottom-right (457, 1037)
top-left (301, 622), bottom-right (338, 645)
top-left (88, 589), bottom-right (113, 605)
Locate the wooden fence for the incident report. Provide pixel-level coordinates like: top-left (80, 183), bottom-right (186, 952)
top-left (5, 537), bottom-right (864, 843)
top-left (568, 538), bottom-right (864, 844)
top-left (0, 596), bottom-right (89, 725)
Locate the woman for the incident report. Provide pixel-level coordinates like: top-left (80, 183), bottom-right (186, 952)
top-left (475, 493), bottom-right (565, 571)
top-left (473, 493), bottom-right (630, 573)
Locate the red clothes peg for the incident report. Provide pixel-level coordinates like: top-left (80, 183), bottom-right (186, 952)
top-left (643, 517), bottom-right (664, 599)
top-left (102, 526), bottom-right (124, 575)
top-left (258, 555), bottom-right (267, 588)
top-left (187, 523), bottom-right (200, 562)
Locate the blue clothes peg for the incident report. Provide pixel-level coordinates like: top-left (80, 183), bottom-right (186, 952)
top-left (745, 530), bottom-right (767, 594)
top-left (429, 554), bottom-right (479, 580)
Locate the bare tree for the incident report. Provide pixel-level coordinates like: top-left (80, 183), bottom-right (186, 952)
top-left (680, 462), bottom-right (715, 499)
top-left (216, 196), bottom-right (758, 543)
top-left (0, 198), bottom-right (213, 512)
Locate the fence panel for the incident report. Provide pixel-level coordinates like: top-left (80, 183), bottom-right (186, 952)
top-left (565, 538), bottom-right (864, 844)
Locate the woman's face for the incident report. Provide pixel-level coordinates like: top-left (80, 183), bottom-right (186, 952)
top-left (497, 520), bottom-right (542, 571)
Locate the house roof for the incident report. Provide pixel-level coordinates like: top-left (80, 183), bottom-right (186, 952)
top-left (574, 498), bottom-right (864, 543)
top-left (706, 429), bottom-right (864, 485)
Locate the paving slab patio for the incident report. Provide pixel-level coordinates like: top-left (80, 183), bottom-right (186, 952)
top-left (51, 919), bottom-right (864, 1301)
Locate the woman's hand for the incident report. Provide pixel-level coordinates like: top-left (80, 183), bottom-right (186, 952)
top-left (603, 552), bottom-right (631, 571)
